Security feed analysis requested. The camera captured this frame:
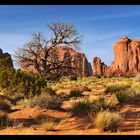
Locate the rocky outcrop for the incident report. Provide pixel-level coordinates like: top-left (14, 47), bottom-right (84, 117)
top-left (93, 36), bottom-right (140, 77)
top-left (20, 46), bottom-right (92, 77)
top-left (92, 57), bottom-right (108, 76)
top-left (0, 48), bottom-right (14, 70)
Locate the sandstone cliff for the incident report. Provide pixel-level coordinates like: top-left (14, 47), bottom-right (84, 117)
top-left (20, 46), bottom-right (92, 77)
top-left (93, 36), bottom-right (140, 77)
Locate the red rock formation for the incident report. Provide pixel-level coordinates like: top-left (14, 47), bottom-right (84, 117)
top-left (93, 36), bottom-right (140, 77)
top-left (20, 46), bottom-right (92, 77)
top-left (92, 57), bottom-right (102, 76)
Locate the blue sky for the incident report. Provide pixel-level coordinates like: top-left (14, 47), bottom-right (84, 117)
top-left (1, 5), bottom-right (140, 67)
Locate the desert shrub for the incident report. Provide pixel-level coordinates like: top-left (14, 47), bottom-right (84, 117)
top-left (96, 75), bottom-right (101, 79)
top-left (71, 98), bottom-right (93, 116)
top-left (106, 94), bottom-right (119, 110)
top-left (16, 98), bottom-right (29, 106)
top-left (114, 91), bottom-right (128, 103)
top-left (0, 99), bottom-right (11, 112)
top-left (127, 85), bottom-right (140, 98)
top-left (12, 121), bottom-right (24, 129)
top-left (69, 88), bottom-right (83, 97)
top-left (0, 69), bottom-right (46, 98)
top-left (95, 110), bottom-right (122, 132)
top-left (41, 87), bottom-right (56, 95)
top-left (70, 75), bottom-right (77, 81)
top-left (28, 93), bottom-right (61, 109)
top-left (12, 95), bottom-right (24, 103)
top-left (44, 121), bottom-right (56, 131)
top-left (92, 96), bottom-right (118, 112)
top-left (82, 86), bottom-right (92, 92)
top-left (71, 95), bottom-right (119, 117)
top-left (131, 82), bottom-right (140, 89)
top-left (104, 83), bottom-right (131, 93)
top-left (93, 95), bottom-right (120, 113)
top-left (51, 84), bottom-right (61, 91)
top-left (102, 75), bottom-right (107, 78)
top-left (134, 73), bottom-right (140, 81)
top-left (0, 110), bottom-right (9, 128)
top-left (93, 96), bottom-right (107, 112)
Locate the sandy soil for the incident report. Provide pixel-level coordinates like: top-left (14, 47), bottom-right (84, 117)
top-left (0, 100), bottom-right (140, 135)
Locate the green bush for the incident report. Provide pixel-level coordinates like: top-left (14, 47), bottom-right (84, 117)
top-left (28, 93), bottom-right (61, 109)
top-left (71, 98), bottom-right (93, 116)
top-left (69, 89), bottom-right (83, 97)
top-left (0, 99), bottom-right (11, 112)
top-left (95, 110), bottom-right (122, 132)
top-left (0, 69), bottom-right (47, 98)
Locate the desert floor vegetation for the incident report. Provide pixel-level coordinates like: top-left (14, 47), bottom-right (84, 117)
top-left (1, 76), bottom-right (140, 135)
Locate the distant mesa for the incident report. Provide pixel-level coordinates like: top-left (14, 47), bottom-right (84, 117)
top-left (19, 36), bottom-right (140, 77)
top-left (20, 46), bottom-right (92, 77)
top-left (93, 36), bottom-right (140, 77)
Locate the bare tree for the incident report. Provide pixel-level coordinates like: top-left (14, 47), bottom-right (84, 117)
top-left (15, 22), bottom-right (82, 82)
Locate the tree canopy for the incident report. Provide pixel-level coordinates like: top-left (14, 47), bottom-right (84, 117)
top-left (15, 22), bottom-right (82, 82)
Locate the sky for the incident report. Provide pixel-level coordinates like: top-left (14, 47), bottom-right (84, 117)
top-left (1, 5), bottom-right (140, 68)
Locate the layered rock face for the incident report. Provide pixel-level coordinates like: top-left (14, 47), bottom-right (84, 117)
top-left (0, 48), bottom-right (14, 70)
top-left (20, 46), bottom-right (92, 77)
top-left (93, 36), bottom-right (140, 77)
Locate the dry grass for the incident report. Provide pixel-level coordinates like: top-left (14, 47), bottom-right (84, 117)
top-left (69, 89), bottom-right (83, 97)
top-left (95, 110), bottom-right (122, 132)
top-left (0, 110), bottom-right (9, 128)
top-left (44, 121), bottom-right (57, 131)
top-left (71, 98), bottom-right (93, 116)
top-left (104, 83), bottom-right (131, 93)
top-left (28, 93), bottom-right (61, 109)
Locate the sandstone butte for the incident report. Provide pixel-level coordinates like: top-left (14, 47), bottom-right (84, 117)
top-left (20, 46), bottom-right (92, 77)
top-left (93, 36), bottom-right (140, 77)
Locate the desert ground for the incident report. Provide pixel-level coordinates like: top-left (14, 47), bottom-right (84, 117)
top-left (0, 76), bottom-right (140, 135)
